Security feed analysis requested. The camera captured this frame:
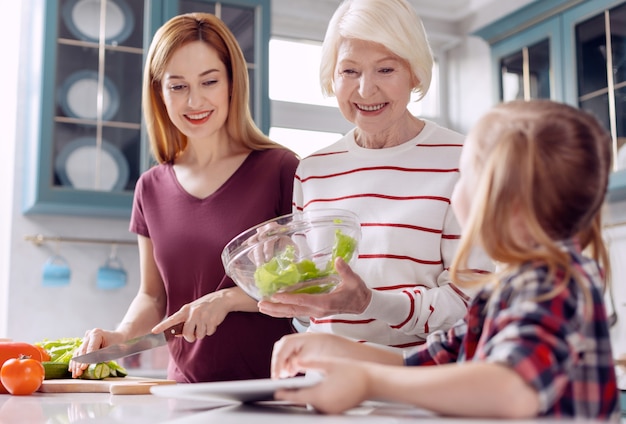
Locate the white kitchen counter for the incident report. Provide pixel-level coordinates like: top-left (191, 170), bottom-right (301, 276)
top-left (0, 391), bottom-right (620, 423)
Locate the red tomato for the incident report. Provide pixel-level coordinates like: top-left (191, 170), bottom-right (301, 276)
top-left (0, 342), bottom-right (43, 394)
top-left (0, 356), bottom-right (45, 395)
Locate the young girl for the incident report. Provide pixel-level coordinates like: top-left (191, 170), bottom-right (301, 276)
top-left (270, 99), bottom-right (619, 420)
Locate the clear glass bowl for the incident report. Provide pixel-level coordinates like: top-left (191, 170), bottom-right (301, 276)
top-left (222, 209), bottom-right (361, 301)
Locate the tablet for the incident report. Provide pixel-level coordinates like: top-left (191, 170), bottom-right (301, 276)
top-left (150, 375), bottom-right (322, 404)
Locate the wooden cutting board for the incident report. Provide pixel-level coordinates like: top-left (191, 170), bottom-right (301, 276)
top-left (38, 376), bottom-right (176, 395)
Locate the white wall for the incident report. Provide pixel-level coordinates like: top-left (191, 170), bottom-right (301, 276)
top-left (446, 36), bottom-right (495, 134)
top-left (0, 0), bottom-right (21, 337)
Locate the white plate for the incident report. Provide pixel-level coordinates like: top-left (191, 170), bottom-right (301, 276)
top-left (62, 0), bottom-right (135, 44)
top-left (150, 375), bottom-right (323, 404)
top-left (55, 137), bottom-right (130, 191)
top-left (58, 70), bottom-right (120, 121)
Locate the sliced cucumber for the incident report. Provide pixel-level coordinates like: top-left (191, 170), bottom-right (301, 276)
top-left (107, 360), bottom-right (128, 377)
top-left (81, 362), bottom-right (111, 380)
top-left (43, 362), bottom-right (71, 380)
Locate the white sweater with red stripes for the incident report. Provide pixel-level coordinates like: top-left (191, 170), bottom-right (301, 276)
top-left (293, 121), bottom-right (495, 349)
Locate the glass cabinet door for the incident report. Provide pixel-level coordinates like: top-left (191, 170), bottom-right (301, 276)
top-left (574, 3), bottom-right (626, 172)
top-left (565, 1), bottom-right (626, 201)
top-left (23, 0), bottom-right (145, 217)
top-left (54, 0), bottom-right (144, 193)
top-left (500, 39), bottom-right (551, 101)
top-left (489, 17), bottom-right (562, 104)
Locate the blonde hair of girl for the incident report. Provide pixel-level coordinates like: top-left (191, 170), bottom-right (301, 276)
top-left (451, 100), bottom-right (612, 306)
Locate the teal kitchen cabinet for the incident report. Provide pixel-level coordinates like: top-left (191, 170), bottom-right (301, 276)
top-left (475, 0), bottom-right (626, 202)
top-left (22, 0), bottom-right (270, 218)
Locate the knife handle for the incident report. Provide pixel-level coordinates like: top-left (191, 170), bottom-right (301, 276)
top-left (163, 322), bottom-right (185, 341)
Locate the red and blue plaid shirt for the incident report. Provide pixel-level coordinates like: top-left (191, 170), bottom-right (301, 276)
top-left (405, 240), bottom-right (619, 420)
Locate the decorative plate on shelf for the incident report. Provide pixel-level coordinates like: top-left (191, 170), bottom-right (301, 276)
top-left (62, 0), bottom-right (135, 44)
top-left (55, 137), bottom-right (130, 192)
top-left (58, 70), bottom-right (120, 121)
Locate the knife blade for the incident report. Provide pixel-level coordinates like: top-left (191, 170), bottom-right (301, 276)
top-left (71, 322), bottom-right (184, 364)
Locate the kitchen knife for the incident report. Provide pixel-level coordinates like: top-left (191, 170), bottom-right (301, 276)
top-left (71, 322), bottom-right (184, 364)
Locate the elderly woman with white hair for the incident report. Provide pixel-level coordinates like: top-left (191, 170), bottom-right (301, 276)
top-left (259, 0), bottom-right (493, 350)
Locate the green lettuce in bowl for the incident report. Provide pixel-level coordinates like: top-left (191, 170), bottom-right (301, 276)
top-left (254, 229), bottom-right (357, 297)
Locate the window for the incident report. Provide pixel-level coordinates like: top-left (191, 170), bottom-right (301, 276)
top-left (269, 39), bottom-right (337, 108)
top-left (269, 38), bottom-right (344, 158)
top-left (269, 127), bottom-right (342, 158)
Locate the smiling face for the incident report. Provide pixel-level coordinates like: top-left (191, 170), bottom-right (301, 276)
top-left (333, 38), bottom-right (415, 138)
top-left (160, 40), bottom-right (230, 142)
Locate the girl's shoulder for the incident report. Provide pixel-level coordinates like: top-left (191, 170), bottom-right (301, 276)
top-left (500, 263), bottom-right (553, 296)
top-left (497, 251), bottom-right (602, 302)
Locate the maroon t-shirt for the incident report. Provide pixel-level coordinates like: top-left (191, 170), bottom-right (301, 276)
top-left (130, 148), bottom-right (299, 382)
